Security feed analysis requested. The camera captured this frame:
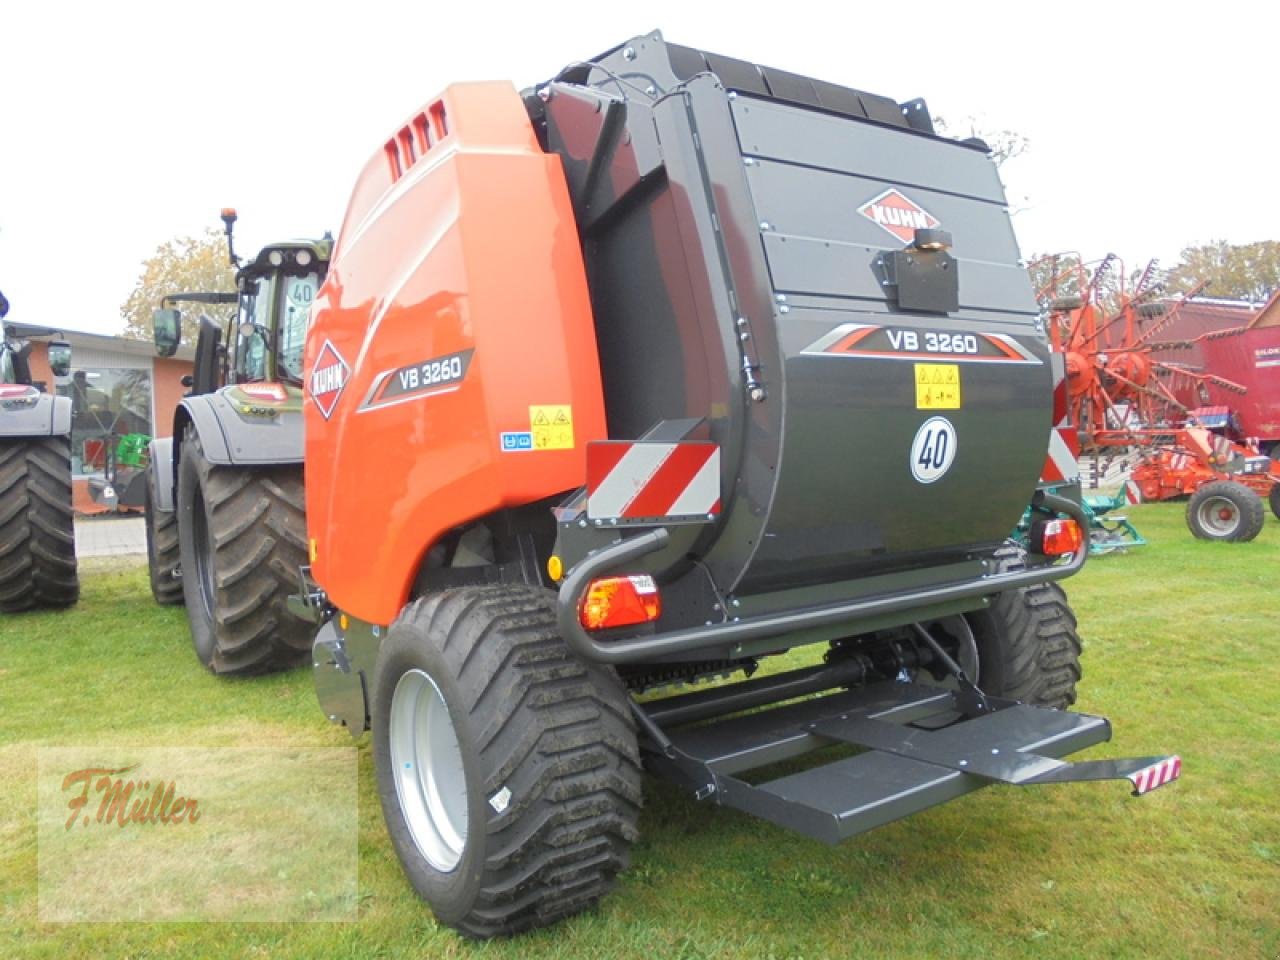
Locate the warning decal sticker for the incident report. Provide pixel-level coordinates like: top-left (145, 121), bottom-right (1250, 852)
top-left (915, 363), bottom-right (961, 409)
top-left (529, 405), bottom-right (574, 450)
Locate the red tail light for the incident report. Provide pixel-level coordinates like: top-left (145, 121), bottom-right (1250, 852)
top-left (578, 575), bottom-right (661, 632)
top-left (239, 382), bottom-right (288, 402)
top-left (0, 384), bottom-right (37, 399)
top-left (1034, 517), bottom-right (1085, 557)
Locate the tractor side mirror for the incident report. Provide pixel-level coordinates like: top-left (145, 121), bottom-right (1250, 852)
top-left (153, 308), bottom-right (181, 358)
top-left (47, 340), bottom-right (72, 379)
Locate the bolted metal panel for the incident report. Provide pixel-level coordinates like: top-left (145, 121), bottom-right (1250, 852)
top-left (540, 31), bottom-right (1053, 614)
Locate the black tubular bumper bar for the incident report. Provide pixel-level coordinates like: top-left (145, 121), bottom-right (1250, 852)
top-left (556, 492), bottom-right (1088, 666)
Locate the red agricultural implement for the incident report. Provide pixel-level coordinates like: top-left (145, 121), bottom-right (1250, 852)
top-left (1037, 254), bottom-right (1280, 541)
top-left (1153, 289), bottom-right (1280, 456)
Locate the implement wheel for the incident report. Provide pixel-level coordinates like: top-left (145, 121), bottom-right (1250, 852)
top-left (962, 550), bottom-right (1082, 709)
top-left (372, 585), bottom-right (641, 939)
top-left (175, 426), bottom-right (309, 674)
top-left (1185, 480), bottom-right (1264, 542)
top-left (1269, 482), bottom-right (1280, 522)
top-left (144, 463), bottom-right (182, 605)
top-left (0, 436), bottom-right (79, 611)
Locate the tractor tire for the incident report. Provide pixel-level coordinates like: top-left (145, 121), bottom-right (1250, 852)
top-left (0, 436), bottom-right (79, 611)
top-left (175, 426), bottom-right (309, 674)
top-left (371, 586), bottom-right (642, 939)
top-left (963, 551), bottom-right (1082, 710)
top-left (1185, 480), bottom-right (1265, 543)
top-left (144, 464), bottom-right (182, 605)
top-left (1269, 483), bottom-right (1280, 522)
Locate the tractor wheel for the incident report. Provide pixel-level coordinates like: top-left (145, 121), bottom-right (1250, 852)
top-left (962, 550), bottom-right (1082, 709)
top-left (0, 436), bottom-right (79, 611)
top-left (1269, 483), bottom-right (1280, 522)
top-left (1185, 480), bottom-right (1265, 542)
top-left (175, 426), bottom-right (309, 674)
top-left (144, 464), bottom-right (182, 605)
top-left (371, 586), bottom-right (642, 939)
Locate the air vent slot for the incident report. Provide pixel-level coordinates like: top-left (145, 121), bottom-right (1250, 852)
top-left (385, 101), bottom-right (451, 182)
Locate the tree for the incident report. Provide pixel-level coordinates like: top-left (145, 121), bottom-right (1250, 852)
top-left (1165, 240), bottom-right (1280, 302)
top-left (934, 115), bottom-right (1029, 169)
top-left (120, 228), bottom-right (237, 341)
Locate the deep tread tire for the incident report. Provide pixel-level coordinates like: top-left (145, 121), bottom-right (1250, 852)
top-left (144, 464), bottom-right (182, 605)
top-left (965, 551), bottom-right (1082, 710)
top-left (175, 426), bottom-right (309, 674)
top-left (1185, 480), bottom-right (1265, 542)
top-left (0, 436), bottom-right (78, 612)
top-left (372, 585), bottom-right (642, 939)
top-left (1268, 482), bottom-right (1280, 522)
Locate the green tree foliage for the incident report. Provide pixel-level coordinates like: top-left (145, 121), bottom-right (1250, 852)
top-left (1165, 240), bottom-right (1280, 302)
top-left (120, 228), bottom-right (236, 342)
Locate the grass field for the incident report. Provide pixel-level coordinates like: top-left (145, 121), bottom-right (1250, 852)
top-left (1, 502), bottom-right (1277, 959)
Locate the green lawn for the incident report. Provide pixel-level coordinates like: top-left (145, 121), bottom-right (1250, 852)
top-left (2, 502), bottom-right (1277, 959)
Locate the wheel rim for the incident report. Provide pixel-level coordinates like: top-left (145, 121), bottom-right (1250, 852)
top-left (389, 669), bottom-right (469, 873)
top-left (190, 488), bottom-right (216, 621)
top-left (1197, 496), bottom-right (1240, 536)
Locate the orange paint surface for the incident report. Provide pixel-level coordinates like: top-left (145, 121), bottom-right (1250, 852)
top-left (304, 83), bottom-right (606, 625)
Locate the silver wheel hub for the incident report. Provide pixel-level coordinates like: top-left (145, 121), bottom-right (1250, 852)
top-left (389, 669), bottom-right (469, 872)
top-left (1197, 496), bottom-right (1239, 536)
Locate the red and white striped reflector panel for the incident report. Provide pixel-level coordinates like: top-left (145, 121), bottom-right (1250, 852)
top-left (1124, 479), bottom-right (1145, 505)
top-left (1041, 354), bottom-right (1079, 484)
top-left (1128, 756), bottom-right (1182, 796)
top-left (586, 442), bottom-right (720, 523)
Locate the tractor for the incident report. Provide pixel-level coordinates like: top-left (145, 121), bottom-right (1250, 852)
top-left (296, 33), bottom-right (1181, 938)
top-left (0, 289), bottom-right (78, 610)
top-left (146, 211), bottom-right (331, 674)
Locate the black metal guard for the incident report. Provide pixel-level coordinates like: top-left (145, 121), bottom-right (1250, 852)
top-left (631, 678), bottom-right (1180, 845)
top-left (557, 493), bottom-right (1090, 666)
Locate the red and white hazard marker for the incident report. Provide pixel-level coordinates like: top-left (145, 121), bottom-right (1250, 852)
top-left (1041, 354), bottom-right (1080, 484)
top-left (1127, 756), bottom-right (1182, 796)
top-left (586, 442), bottom-right (720, 522)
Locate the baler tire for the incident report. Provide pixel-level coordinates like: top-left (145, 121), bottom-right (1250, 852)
top-left (0, 436), bottom-right (79, 612)
top-left (965, 550), bottom-right (1081, 710)
top-left (371, 586), bottom-right (642, 939)
top-left (175, 427), bottom-right (309, 674)
top-left (1185, 480), bottom-right (1264, 543)
top-left (144, 464), bottom-right (182, 606)
top-left (1269, 483), bottom-right (1280, 522)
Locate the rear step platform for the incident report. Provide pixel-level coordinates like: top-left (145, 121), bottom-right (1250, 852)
top-left (642, 681), bottom-right (1179, 845)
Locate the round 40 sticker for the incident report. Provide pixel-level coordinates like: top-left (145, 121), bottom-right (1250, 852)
top-left (910, 416), bottom-right (957, 483)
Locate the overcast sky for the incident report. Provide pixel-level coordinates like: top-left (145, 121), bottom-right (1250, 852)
top-left (2, 1), bottom-right (1276, 336)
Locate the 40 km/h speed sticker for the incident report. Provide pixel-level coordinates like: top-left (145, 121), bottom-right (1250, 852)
top-left (910, 417), bottom-right (957, 483)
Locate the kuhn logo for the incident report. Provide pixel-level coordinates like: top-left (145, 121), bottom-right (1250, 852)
top-left (857, 188), bottom-right (940, 243)
top-left (309, 340), bottom-right (350, 420)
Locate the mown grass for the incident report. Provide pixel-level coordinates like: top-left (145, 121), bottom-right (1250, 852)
top-left (1, 502), bottom-right (1277, 959)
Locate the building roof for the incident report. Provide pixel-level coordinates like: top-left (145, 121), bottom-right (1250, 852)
top-left (7, 323), bottom-right (196, 362)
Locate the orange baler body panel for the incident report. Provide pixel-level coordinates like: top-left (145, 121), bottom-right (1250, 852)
top-left (304, 82), bottom-right (606, 625)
